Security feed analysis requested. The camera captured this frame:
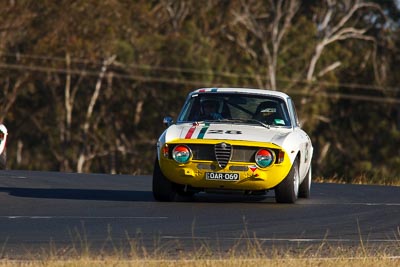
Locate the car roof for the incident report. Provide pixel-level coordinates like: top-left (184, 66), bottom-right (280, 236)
top-left (191, 88), bottom-right (290, 99)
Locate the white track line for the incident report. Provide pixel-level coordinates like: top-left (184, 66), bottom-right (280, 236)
top-left (2, 216), bottom-right (168, 219)
top-left (347, 202), bottom-right (400, 206)
top-left (299, 202), bottom-right (400, 206)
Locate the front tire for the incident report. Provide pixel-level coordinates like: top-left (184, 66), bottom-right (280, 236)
top-left (152, 158), bottom-right (178, 201)
top-left (275, 159), bottom-right (299, 203)
top-left (298, 166), bottom-right (311, 198)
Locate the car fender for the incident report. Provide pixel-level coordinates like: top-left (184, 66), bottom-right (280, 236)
top-left (0, 124), bottom-right (8, 155)
top-left (280, 129), bottom-right (312, 182)
top-left (156, 125), bottom-right (182, 160)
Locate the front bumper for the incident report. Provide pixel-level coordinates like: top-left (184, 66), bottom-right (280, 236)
top-left (158, 139), bottom-right (292, 191)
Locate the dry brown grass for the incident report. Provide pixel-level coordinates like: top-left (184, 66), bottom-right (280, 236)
top-left (313, 176), bottom-right (400, 186)
top-left (0, 236), bottom-right (398, 267)
top-left (0, 256), bottom-right (399, 267)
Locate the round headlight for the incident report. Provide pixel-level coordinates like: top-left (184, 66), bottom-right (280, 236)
top-left (255, 149), bottom-right (274, 168)
top-left (172, 145), bottom-right (191, 164)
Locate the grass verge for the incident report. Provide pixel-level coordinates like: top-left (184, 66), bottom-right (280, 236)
top-left (0, 257), bottom-right (399, 267)
top-left (0, 232), bottom-right (398, 267)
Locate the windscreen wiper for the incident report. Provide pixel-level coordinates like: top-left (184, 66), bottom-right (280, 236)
top-left (215, 118), bottom-right (270, 129)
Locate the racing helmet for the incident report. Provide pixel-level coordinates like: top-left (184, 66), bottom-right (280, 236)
top-left (256, 101), bottom-right (279, 117)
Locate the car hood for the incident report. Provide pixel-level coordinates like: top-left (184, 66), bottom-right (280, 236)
top-left (164, 122), bottom-right (292, 146)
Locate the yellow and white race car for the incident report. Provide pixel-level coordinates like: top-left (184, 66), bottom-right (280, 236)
top-left (153, 88), bottom-right (313, 203)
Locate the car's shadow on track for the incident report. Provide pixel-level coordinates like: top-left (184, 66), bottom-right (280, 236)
top-left (0, 187), bottom-right (155, 202)
top-left (0, 186), bottom-right (279, 203)
top-left (192, 193), bottom-right (275, 203)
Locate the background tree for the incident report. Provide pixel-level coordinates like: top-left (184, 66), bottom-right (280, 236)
top-left (0, 1), bottom-right (35, 123)
top-left (0, 0), bottom-right (398, 184)
top-left (223, 0), bottom-right (300, 90)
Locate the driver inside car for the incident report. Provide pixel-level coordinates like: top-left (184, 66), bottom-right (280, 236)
top-left (198, 98), bottom-right (223, 120)
top-left (253, 101), bottom-right (284, 125)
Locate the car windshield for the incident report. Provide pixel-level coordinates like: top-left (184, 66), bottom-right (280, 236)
top-left (178, 93), bottom-right (292, 127)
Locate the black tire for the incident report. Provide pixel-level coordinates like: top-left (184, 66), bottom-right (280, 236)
top-left (298, 166), bottom-right (311, 198)
top-left (0, 149), bottom-right (6, 170)
top-left (152, 158), bottom-right (178, 202)
top-left (275, 159), bottom-right (299, 203)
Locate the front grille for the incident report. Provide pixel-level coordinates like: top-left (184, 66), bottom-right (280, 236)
top-left (215, 142), bottom-right (232, 168)
top-left (190, 144), bottom-right (214, 160)
top-left (231, 146), bottom-right (256, 162)
top-left (174, 144), bottom-right (280, 165)
top-left (190, 144), bottom-right (256, 162)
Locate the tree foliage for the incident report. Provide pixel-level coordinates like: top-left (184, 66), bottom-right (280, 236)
top-left (0, 0), bottom-right (399, 183)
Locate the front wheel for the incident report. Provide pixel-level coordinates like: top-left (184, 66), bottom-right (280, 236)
top-left (298, 166), bottom-right (311, 198)
top-left (152, 158), bottom-right (178, 201)
top-left (275, 159), bottom-right (299, 203)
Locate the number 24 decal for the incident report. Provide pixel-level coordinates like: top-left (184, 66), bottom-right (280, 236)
top-left (208, 130), bottom-right (242, 134)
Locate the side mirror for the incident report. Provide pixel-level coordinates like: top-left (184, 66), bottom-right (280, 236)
top-left (163, 116), bottom-right (174, 127)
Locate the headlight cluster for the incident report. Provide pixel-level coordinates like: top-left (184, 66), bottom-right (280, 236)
top-left (255, 149), bottom-right (275, 168)
top-left (172, 145), bottom-right (191, 164)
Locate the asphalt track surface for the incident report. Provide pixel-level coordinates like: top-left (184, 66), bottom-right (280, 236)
top-left (0, 170), bottom-right (399, 258)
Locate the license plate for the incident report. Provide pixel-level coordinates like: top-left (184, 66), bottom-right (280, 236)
top-left (206, 172), bottom-right (239, 181)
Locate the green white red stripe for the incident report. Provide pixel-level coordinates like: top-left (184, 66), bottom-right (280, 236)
top-left (184, 125), bottom-right (197, 139)
top-left (184, 123), bottom-right (210, 139)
